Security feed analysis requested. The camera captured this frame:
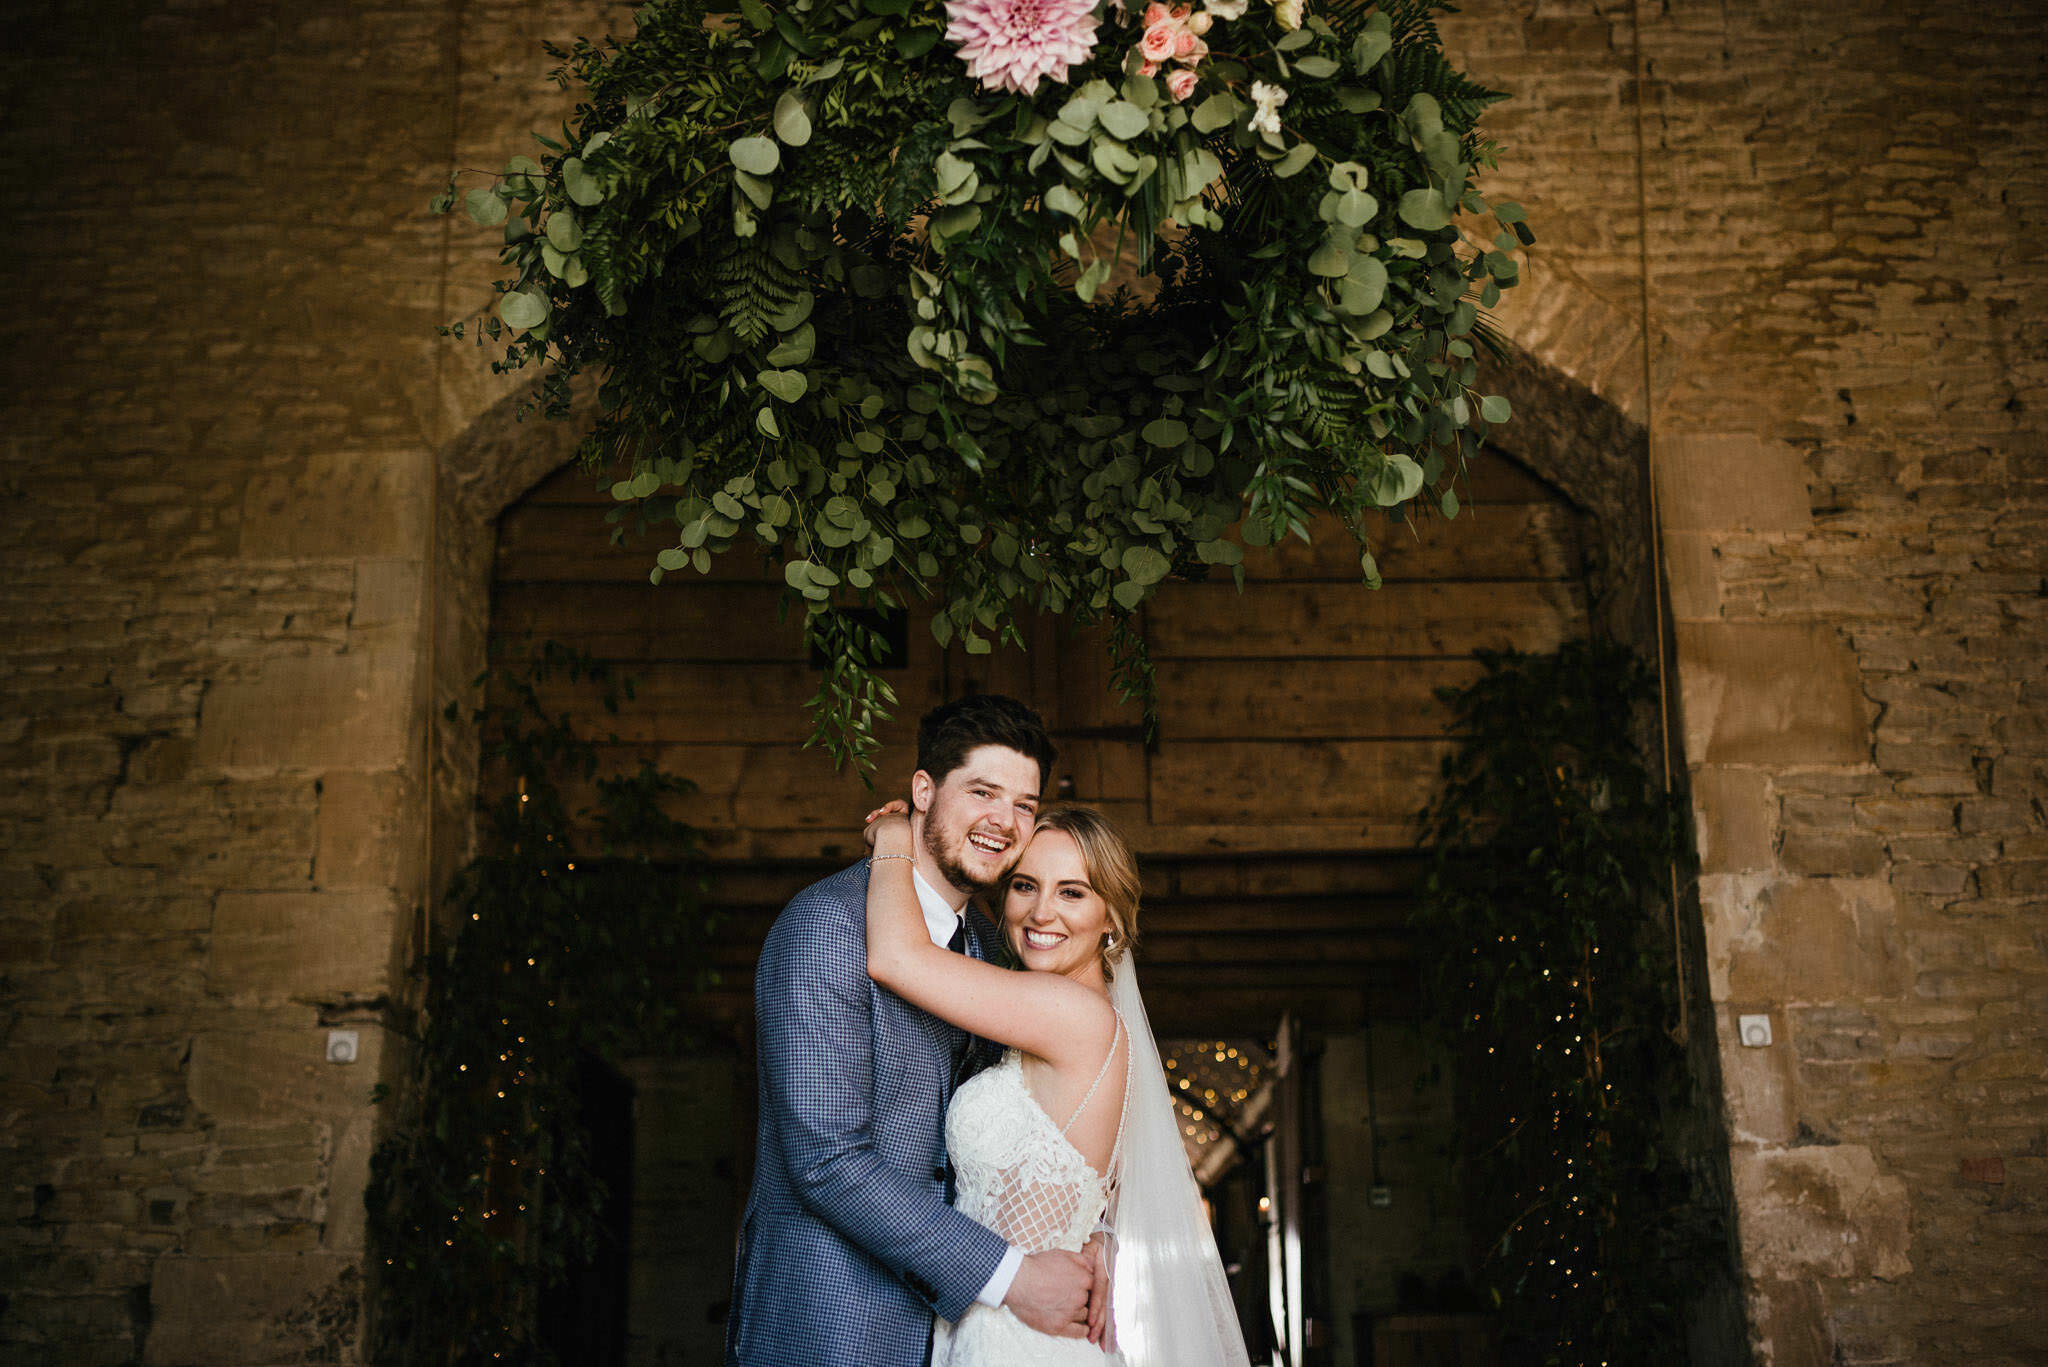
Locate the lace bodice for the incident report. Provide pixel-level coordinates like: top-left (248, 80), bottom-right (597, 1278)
top-left (945, 1014), bottom-right (1128, 1255)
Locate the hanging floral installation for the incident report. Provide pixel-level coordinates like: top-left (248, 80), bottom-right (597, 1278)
top-left (436, 0), bottom-right (1532, 770)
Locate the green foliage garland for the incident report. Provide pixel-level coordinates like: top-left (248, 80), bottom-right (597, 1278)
top-left (366, 646), bottom-right (713, 1366)
top-left (1414, 641), bottom-right (1726, 1363)
top-left (435, 0), bottom-right (1533, 771)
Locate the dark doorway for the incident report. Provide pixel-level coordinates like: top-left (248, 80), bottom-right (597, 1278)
top-left (541, 1054), bottom-right (637, 1367)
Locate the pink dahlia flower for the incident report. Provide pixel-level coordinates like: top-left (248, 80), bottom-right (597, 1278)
top-left (946, 0), bottom-right (1103, 96)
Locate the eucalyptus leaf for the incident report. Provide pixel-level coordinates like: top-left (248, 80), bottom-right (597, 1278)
top-left (1191, 92), bottom-right (1239, 133)
top-left (767, 323), bottom-right (816, 367)
top-left (1481, 394), bottom-right (1513, 424)
top-left (1098, 100), bottom-right (1149, 139)
top-left (545, 211), bottom-right (583, 251)
top-left (1308, 236), bottom-right (1353, 278)
top-left (1121, 545), bottom-right (1172, 585)
top-left (1294, 55), bottom-right (1339, 78)
top-left (1398, 187), bottom-right (1454, 230)
top-left (729, 135), bottom-right (781, 175)
top-left (1273, 142), bottom-right (1317, 178)
top-left (1367, 451), bottom-right (1426, 506)
top-left (1141, 417), bottom-right (1189, 447)
top-left (465, 187), bottom-right (508, 226)
top-left (498, 287), bottom-right (549, 331)
top-left (1075, 257), bottom-right (1112, 303)
top-left (562, 157), bottom-right (604, 206)
top-left (773, 91), bottom-right (813, 146)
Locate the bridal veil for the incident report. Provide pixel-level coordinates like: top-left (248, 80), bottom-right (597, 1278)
top-left (1107, 962), bottom-right (1252, 1367)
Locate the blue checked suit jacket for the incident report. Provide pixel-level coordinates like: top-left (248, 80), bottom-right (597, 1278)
top-left (726, 861), bottom-right (1011, 1367)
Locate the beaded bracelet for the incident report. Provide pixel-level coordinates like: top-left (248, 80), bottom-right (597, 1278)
top-left (869, 853), bottom-right (914, 864)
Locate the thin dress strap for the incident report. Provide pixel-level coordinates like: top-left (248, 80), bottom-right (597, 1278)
top-left (1059, 1009), bottom-right (1126, 1137)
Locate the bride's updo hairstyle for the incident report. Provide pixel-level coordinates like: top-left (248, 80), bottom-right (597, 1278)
top-left (1028, 805), bottom-right (1141, 977)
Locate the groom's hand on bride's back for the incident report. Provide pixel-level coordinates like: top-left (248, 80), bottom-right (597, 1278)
top-left (1003, 1249), bottom-right (1095, 1339)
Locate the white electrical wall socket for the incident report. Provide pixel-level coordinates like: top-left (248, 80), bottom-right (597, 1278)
top-left (1737, 1014), bottom-right (1773, 1048)
top-left (326, 1029), bottom-right (360, 1065)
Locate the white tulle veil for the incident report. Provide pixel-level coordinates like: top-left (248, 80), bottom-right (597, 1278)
top-left (1108, 960), bottom-right (1252, 1367)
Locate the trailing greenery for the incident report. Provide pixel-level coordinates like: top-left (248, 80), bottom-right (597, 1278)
top-left (432, 0), bottom-right (1534, 771)
top-left (366, 645), bottom-right (713, 1367)
top-left (1414, 640), bottom-right (1725, 1365)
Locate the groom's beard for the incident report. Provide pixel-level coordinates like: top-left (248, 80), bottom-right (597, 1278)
top-left (919, 808), bottom-right (1017, 897)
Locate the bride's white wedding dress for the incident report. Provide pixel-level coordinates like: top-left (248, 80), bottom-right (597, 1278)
top-left (937, 1015), bottom-right (1129, 1366)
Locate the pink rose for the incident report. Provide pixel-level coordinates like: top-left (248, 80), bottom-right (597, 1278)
top-left (1143, 2), bottom-right (1171, 23)
top-left (1173, 27), bottom-right (1206, 58)
top-left (1140, 19), bottom-right (1178, 61)
top-left (1139, 57), bottom-right (1161, 75)
top-left (1166, 67), bottom-right (1199, 101)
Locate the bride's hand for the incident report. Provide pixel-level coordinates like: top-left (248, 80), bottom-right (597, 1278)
top-left (862, 799), bottom-right (912, 855)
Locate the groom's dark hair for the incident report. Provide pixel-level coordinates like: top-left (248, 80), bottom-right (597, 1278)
top-left (916, 694), bottom-right (1057, 789)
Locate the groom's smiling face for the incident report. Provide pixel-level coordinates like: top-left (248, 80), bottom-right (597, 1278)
top-left (911, 744), bottom-right (1043, 896)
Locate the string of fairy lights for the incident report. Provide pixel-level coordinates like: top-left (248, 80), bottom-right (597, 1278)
top-left (1160, 1037), bottom-right (1271, 1165)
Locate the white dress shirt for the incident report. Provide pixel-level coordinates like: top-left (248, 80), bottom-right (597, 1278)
top-left (911, 867), bottom-right (1025, 1310)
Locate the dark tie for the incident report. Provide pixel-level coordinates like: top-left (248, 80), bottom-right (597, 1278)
top-left (945, 917), bottom-right (975, 1090)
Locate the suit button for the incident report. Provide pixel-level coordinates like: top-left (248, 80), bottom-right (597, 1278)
top-left (933, 1165), bottom-right (947, 1182)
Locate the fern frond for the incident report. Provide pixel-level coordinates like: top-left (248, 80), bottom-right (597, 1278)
top-left (715, 240), bottom-right (804, 345)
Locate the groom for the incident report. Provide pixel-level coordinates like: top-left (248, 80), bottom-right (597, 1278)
top-left (725, 693), bottom-right (1104, 1366)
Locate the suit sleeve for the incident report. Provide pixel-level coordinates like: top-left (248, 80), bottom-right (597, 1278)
top-left (756, 889), bottom-right (1012, 1322)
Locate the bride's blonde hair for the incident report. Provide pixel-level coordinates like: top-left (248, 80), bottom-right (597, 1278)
top-left (1026, 805), bottom-right (1141, 976)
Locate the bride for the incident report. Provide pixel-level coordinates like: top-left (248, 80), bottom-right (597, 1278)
top-left (863, 802), bottom-right (1251, 1367)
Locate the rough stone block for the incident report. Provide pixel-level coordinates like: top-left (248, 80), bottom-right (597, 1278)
top-left (240, 449), bottom-right (431, 560)
top-left (1779, 831), bottom-right (1888, 878)
top-left (1662, 530), bottom-right (1722, 620)
top-left (1708, 876), bottom-right (1907, 1004)
top-left (208, 891), bottom-right (396, 1001)
top-left (314, 769), bottom-right (422, 894)
top-left (348, 557), bottom-right (427, 655)
top-left (1731, 1144), bottom-right (1911, 1280)
top-left (1747, 1278), bottom-right (1834, 1367)
top-left (1656, 433), bottom-right (1814, 533)
top-left (143, 1253), bottom-right (360, 1365)
top-left (322, 1114), bottom-right (374, 1253)
top-left (1693, 766), bottom-right (1776, 873)
top-left (188, 1026), bottom-right (384, 1126)
top-left (1718, 1006), bottom-right (1799, 1144)
top-left (193, 650), bottom-right (418, 774)
top-left (1676, 623), bottom-right (1870, 766)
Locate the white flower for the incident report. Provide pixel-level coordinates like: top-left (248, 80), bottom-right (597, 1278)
top-left (1272, 0), bottom-right (1306, 30)
top-left (1248, 80), bottom-right (1288, 135)
top-left (1205, 0), bottom-right (1249, 18)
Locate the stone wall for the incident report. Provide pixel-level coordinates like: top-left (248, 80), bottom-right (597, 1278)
top-left (1, 1), bottom-right (2042, 1364)
top-left (1444, 0), bottom-right (2048, 1362)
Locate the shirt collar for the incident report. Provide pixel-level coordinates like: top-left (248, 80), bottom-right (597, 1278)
top-left (912, 867), bottom-right (966, 948)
